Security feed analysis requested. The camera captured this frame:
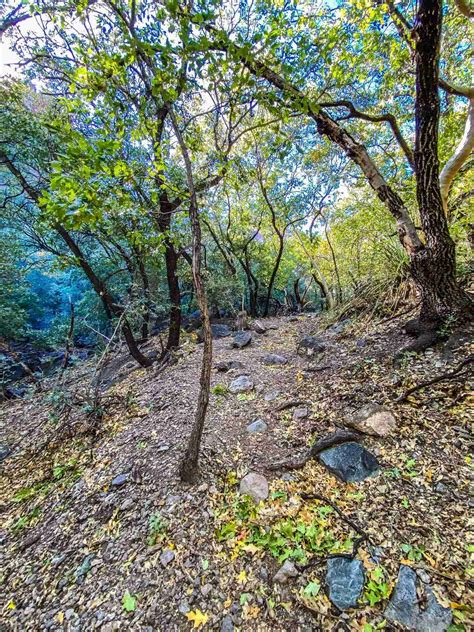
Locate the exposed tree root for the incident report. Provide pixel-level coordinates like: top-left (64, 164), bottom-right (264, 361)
top-left (395, 355), bottom-right (474, 402)
top-left (267, 429), bottom-right (361, 471)
top-left (274, 399), bottom-right (309, 412)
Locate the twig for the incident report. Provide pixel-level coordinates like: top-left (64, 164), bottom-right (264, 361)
top-left (395, 355), bottom-right (473, 402)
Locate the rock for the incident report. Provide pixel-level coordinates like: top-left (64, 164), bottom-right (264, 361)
top-left (178, 602), bottom-right (190, 615)
top-left (264, 390), bottom-right (280, 401)
top-left (346, 404), bottom-right (397, 438)
top-left (110, 472), bottom-right (130, 487)
top-left (385, 565), bottom-right (452, 631)
top-left (261, 353), bottom-right (288, 365)
top-left (273, 560), bottom-right (299, 584)
top-left (252, 320), bottom-right (267, 334)
top-left (231, 331), bottom-right (252, 349)
top-left (434, 481), bottom-right (449, 494)
top-left (356, 338), bottom-right (368, 348)
top-left (159, 549), bottom-right (175, 567)
top-left (318, 442), bottom-right (380, 482)
top-left (246, 419), bottom-right (268, 434)
top-left (229, 375), bottom-right (254, 394)
top-left (120, 498), bottom-right (134, 512)
top-left (0, 443), bottom-right (11, 462)
top-left (215, 360), bottom-right (244, 372)
top-left (293, 406), bottom-right (309, 421)
top-left (212, 324), bottom-right (231, 338)
top-left (239, 472), bottom-right (269, 503)
top-left (196, 324), bottom-right (231, 342)
top-left (325, 557), bottom-right (365, 610)
top-left (220, 615), bottom-right (234, 632)
top-left (75, 554), bottom-right (94, 583)
top-left (297, 335), bottom-right (326, 357)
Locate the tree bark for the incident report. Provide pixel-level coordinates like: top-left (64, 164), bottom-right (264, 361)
top-left (170, 109), bottom-right (213, 483)
top-left (411, 0), bottom-right (471, 325)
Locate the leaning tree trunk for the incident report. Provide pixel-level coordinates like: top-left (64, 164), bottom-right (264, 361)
top-left (411, 0), bottom-right (472, 326)
top-left (170, 110), bottom-right (213, 483)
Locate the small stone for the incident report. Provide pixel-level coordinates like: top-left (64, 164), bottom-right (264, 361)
top-left (434, 482), bottom-right (449, 494)
top-left (215, 359), bottom-right (245, 372)
top-left (273, 560), bottom-right (299, 584)
top-left (231, 331), bottom-right (252, 349)
top-left (281, 473), bottom-right (295, 482)
top-left (293, 406), bottom-right (309, 421)
top-left (111, 472), bottom-right (130, 487)
top-left (356, 338), bottom-right (367, 348)
top-left (0, 443), bottom-right (11, 462)
top-left (319, 442), bottom-right (380, 482)
top-left (325, 557), bottom-right (365, 610)
top-left (297, 335), bottom-right (326, 357)
top-left (201, 583), bottom-right (212, 597)
top-left (65, 609), bottom-right (75, 621)
top-left (239, 472), bottom-right (269, 503)
top-left (120, 498), bottom-right (134, 512)
top-left (346, 404), bottom-right (397, 437)
top-left (159, 549), bottom-right (175, 567)
top-left (51, 554), bottom-right (66, 567)
top-left (246, 419), bottom-right (268, 434)
top-left (252, 320), bottom-right (267, 334)
top-left (229, 375), bottom-right (254, 394)
top-left (178, 602), bottom-right (190, 615)
top-left (264, 390), bottom-right (280, 401)
top-left (261, 353), bottom-right (288, 365)
top-left (220, 615), bottom-right (234, 632)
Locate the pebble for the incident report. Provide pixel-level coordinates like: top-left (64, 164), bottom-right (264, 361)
top-left (159, 549), bottom-right (175, 567)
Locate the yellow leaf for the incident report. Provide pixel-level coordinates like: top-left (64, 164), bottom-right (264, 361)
top-left (7, 600), bottom-right (15, 610)
top-left (56, 611), bottom-right (64, 623)
top-left (186, 609), bottom-right (209, 629)
top-left (237, 570), bottom-right (247, 584)
top-left (224, 599), bottom-right (232, 608)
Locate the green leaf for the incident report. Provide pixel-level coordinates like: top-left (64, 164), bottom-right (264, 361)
top-left (303, 580), bottom-right (320, 597)
top-left (122, 591), bottom-right (136, 612)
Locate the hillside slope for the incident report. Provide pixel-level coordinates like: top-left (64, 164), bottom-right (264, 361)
top-left (0, 314), bottom-right (472, 631)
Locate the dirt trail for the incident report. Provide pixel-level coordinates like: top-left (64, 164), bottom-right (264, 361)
top-left (0, 314), bottom-right (472, 630)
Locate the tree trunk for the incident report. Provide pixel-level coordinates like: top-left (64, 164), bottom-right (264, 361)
top-left (158, 211), bottom-right (182, 352)
top-left (264, 233), bottom-right (284, 317)
top-left (411, 0), bottom-right (472, 325)
top-left (170, 110), bottom-right (213, 484)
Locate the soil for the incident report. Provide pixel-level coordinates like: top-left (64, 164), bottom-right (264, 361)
top-left (0, 313), bottom-right (472, 631)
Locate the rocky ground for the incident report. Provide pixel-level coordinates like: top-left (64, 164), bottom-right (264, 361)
top-left (0, 313), bottom-right (472, 631)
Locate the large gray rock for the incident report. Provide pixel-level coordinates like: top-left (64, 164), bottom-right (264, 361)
top-left (229, 375), bottom-right (254, 394)
top-left (326, 557), bottom-right (365, 610)
top-left (211, 324), bottom-right (231, 338)
top-left (197, 324), bottom-right (231, 342)
top-left (346, 404), bottom-right (397, 437)
top-left (261, 353), bottom-right (288, 366)
top-left (215, 360), bottom-right (244, 372)
top-left (318, 442), bottom-right (379, 482)
top-left (385, 565), bottom-right (452, 631)
top-left (239, 472), bottom-right (269, 503)
top-left (297, 335), bottom-right (326, 357)
top-left (246, 419), bottom-right (268, 434)
top-left (273, 559), bottom-right (299, 584)
top-left (252, 320), bottom-right (267, 334)
top-left (232, 331), bottom-right (252, 349)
